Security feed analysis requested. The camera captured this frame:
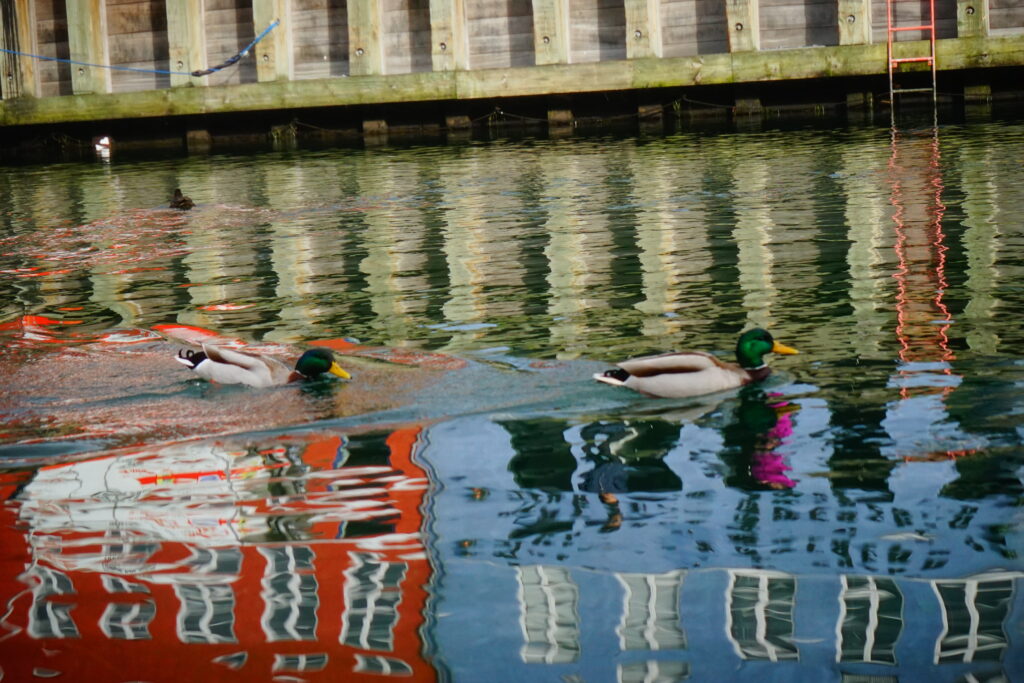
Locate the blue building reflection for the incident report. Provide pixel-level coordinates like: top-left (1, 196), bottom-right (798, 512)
top-left (420, 403), bottom-right (1022, 682)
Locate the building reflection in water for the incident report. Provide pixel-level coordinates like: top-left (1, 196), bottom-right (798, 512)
top-left (1, 409), bottom-right (1021, 681)
top-left (0, 427), bottom-right (437, 682)
top-left (424, 404), bottom-right (1022, 681)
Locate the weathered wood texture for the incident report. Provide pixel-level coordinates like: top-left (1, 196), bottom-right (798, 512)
top-left (167, 0), bottom-right (206, 87)
top-left (760, 0), bottom-right (838, 49)
top-left (991, 0), bottom-right (1023, 32)
top-left (2, 0), bottom-right (1024, 125)
top-left (661, 0), bottom-right (728, 56)
top-left (0, 0), bottom-right (40, 98)
top-left (571, 0), bottom-right (627, 63)
top-left (726, 0), bottom-right (760, 51)
top-left (384, 0), bottom-right (433, 74)
top-left (253, 0), bottom-right (293, 81)
top-left (204, 0), bottom-right (258, 86)
top-left (467, 0), bottom-right (535, 69)
top-left (34, 0), bottom-right (72, 97)
top-left (3, 34), bottom-right (1023, 126)
top-left (957, 0), bottom-right (987, 38)
top-left (838, 0), bottom-right (872, 44)
top-left (872, 0), bottom-right (957, 42)
top-left (533, 0), bottom-right (570, 64)
top-left (624, 0), bottom-right (663, 58)
top-left (66, 0), bottom-right (112, 94)
top-left (429, 0), bottom-right (468, 70)
top-left (293, 0), bottom-right (348, 78)
top-left (106, 0), bottom-right (169, 92)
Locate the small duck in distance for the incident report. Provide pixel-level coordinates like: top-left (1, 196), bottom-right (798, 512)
top-left (594, 328), bottom-right (798, 399)
top-left (170, 188), bottom-right (194, 210)
top-left (176, 345), bottom-right (351, 388)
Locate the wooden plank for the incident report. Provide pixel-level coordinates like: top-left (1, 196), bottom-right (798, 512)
top-left (661, 0), bottom-right (729, 57)
top-left (532, 0), bottom-right (571, 64)
top-left (348, 0), bottom-right (385, 75)
top-left (106, 1), bottom-right (166, 34)
top-left (3, 34), bottom-right (1024, 126)
top-left (957, 0), bottom-right (988, 36)
top-left (466, 1), bottom-right (535, 68)
top-left (34, 0), bottom-right (72, 96)
top-left (203, 3), bottom-right (257, 86)
top-left (292, 0), bottom-right (347, 79)
top-left (253, 0), bottom-right (293, 81)
top-left (429, 0), bottom-right (469, 71)
top-left (166, 0), bottom-right (206, 87)
top-left (0, 0), bottom-right (39, 97)
top-left (872, 0), bottom-right (958, 41)
top-left (625, 0), bottom-right (663, 58)
top-left (759, 0), bottom-right (838, 49)
top-left (838, 0), bottom-right (872, 44)
top-left (66, 0), bottom-right (113, 94)
top-left (725, 0), bottom-right (760, 51)
top-left (570, 0), bottom-right (626, 63)
top-left (990, 0), bottom-right (1023, 31)
top-left (383, 0), bottom-right (432, 74)
top-left (107, 1), bottom-right (169, 93)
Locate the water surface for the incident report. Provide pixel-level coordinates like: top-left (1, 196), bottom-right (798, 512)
top-left (1, 121), bottom-right (1022, 681)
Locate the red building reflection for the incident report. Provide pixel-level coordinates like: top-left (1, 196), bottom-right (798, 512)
top-left (889, 126), bottom-right (954, 387)
top-left (0, 427), bottom-right (436, 681)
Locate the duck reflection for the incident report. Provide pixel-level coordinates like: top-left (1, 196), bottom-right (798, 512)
top-left (720, 390), bottom-right (800, 491)
top-left (577, 420), bottom-right (683, 494)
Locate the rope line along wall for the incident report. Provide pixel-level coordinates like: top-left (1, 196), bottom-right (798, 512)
top-left (0, 19), bottom-right (280, 79)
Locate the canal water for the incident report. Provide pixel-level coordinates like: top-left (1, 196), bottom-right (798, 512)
top-left (0, 118), bottom-right (1022, 682)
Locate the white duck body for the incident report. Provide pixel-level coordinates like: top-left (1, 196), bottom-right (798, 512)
top-left (593, 328), bottom-right (797, 399)
top-left (595, 351), bottom-right (755, 398)
top-left (177, 344), bottom-right (296, 388)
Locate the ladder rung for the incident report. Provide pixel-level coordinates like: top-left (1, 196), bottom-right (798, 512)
top-left (892, 87), bottom-right (935, 93)
top-left (891, 57), bottom-right (934, 64)
top-left (890, 25), bottom-right (936, 32)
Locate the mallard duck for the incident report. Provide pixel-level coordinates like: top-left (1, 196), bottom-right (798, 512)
top-left (175, 345), bottom-right (351, 387)
top-left (170, 188), bottom-right (194, 210)
top-left (594, 328), bottom-right (797, 399)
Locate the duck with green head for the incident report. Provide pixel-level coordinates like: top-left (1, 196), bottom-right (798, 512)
top-left (594, 328), bottom-right (798, 399)
top-left (176, 345), bottom-right (351, 388)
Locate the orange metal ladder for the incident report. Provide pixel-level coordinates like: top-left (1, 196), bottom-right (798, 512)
top-left (886, 0), bottom-right (938, 109)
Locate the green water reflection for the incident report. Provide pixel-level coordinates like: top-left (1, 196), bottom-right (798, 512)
top-left (1, 121), bottom-right (1023, 681)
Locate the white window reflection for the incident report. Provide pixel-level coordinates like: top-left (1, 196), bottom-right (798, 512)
top-left (517, 565), bottom-right (580, 664)
top-left (725, 570), bottom-right (798, 662)
top-left (261, 546), bottom-right (318, 641)
top-left (341, 552), bottom-right (407, 651)
top-left (100, 600), bottom-right (155, 640)
top-left (838, 575), bottom-right (903, 664)
top-left (616, 571), bottom-right (687, 651)
top-left (933, 573), bottom-right (1014, 664)
top-left (174, 584), bottom-right (236, 643)
top-left (27, 566), bottom-right (78, 639)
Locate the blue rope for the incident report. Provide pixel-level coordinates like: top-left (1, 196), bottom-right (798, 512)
top-left (0, 19), bottom-right (279, 79)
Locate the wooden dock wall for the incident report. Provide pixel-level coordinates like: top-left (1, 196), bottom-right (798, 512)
top-left (0, 0), bottom-right (1022, 130)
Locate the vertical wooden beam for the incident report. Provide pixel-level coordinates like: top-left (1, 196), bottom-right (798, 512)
top-left (66, 0), bottom-right (112, 94)
top-left (253, 0), bottom-right (293, 81)
top-left (624, 0), bottom-right (663, 59)
top-left (14, 0), bottom-right (38, 95)
top-left (166, 0), bottom-right (207, 87)
top-left (532, 0), bottom-right (570, 65)
top-left (429, 0), bottom-right (469, 71)
top-left (0, 0), bottom-right (39, 98)
top-left (725, 0), bottom-right (760, 52)
top-left (348, 0), bottom-right (384, 76)
top-left (957, 0), bottom-right (989, 37)
top-left (837, 0), bottom-right (872, 45)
